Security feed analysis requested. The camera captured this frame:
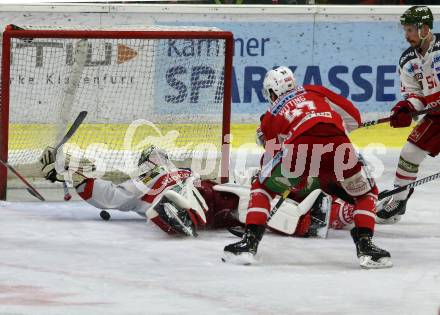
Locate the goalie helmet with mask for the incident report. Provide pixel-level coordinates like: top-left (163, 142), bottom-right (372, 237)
top-left (137, 145), bottom-right (173, 180)
top-left (139, 146), bottom-right (209, 237)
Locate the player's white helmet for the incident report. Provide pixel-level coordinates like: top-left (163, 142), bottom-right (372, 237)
top-left (263, 66), bottom-right (297, 103)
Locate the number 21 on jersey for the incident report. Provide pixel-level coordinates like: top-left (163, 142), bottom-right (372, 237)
top-left (283, 100), bottom-right (316, 123)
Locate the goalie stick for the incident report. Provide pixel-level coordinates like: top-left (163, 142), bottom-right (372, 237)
top-left (0, 111), bottom-right (87, 202)
top-left (53, 110), bottom-right (88, 199)
top-left (53, 111), bottom-right (88, 156)
top-left (0, 159), bottom-right (45, 201)
top-left (52, 110), bottom-right (111, 220)
top-left (55, 38), bottom-right (88, 201)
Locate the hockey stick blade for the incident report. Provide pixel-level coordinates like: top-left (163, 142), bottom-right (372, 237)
top-left (378, 171), bottom-right (440, 200)
top-left (26, 188), bottom-right (44, 201)
top-left (0, 159), bottom-right (45, 201)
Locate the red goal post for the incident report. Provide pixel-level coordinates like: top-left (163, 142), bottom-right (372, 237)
top-left (0, 25), bottom-right (233, 200)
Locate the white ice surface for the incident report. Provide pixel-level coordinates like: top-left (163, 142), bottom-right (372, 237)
top-left (1, 149), bottom-right (440, 315)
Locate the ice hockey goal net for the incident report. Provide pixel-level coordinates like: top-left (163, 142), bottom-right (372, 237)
top-left (0, 25), bottom-right (233, 200)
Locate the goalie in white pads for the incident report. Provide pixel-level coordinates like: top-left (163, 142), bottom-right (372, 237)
top-left (40, 146), bottom-right (208, 236)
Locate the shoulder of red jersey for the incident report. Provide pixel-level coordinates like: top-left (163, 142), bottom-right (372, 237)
top-left (303, 84), bottom-right (335, 96)
top-left (303, 84), bottom-right (361, 131)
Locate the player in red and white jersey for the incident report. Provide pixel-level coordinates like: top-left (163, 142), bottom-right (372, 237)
top-left (259, 84), bottom-right (360, 147)
top-left (223, 66), bottom-right (392, 269)
top-left (377, 6), bottom-right (440, 223)
top-left (39, 146), bottom-right (209, 236)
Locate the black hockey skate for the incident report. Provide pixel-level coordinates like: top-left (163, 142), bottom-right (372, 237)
top-left (351, 228), bottom-right (392, 269)
top-left (376, 188), bottom-right (414, 224)
top-left (222, 224), bottom-right (265, 265)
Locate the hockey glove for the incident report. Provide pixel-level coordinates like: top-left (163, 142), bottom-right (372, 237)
top-left (390, 100), bottom-right (415, 128)
top-left (40, 146), bottom-right (95, 185)
top-left (39, 146), bottom-right (63, 182)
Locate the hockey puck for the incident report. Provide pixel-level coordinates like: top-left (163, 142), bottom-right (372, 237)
top-left (100, 210), bottom-right (111, 221)
top-left (64, 193), bottom-right (72, 201)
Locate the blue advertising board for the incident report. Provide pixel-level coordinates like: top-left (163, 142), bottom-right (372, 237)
top-left (158, 19), bottom-right (440, 121)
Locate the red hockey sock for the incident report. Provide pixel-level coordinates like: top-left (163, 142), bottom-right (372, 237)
top-left (352, 194), bottom-right (376, 231)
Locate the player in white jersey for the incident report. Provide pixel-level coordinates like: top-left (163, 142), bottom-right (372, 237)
top-left (377, 6), bottom-right (440, 223)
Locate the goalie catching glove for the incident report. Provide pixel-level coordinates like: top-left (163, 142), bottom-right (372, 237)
top-left (39, 146), bottom-right (61, 182)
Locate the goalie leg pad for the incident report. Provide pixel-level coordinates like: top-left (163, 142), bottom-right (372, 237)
top-left (145, 176), bottom-right (209, 236)
top-left (163, 189), bottom-right (207, 226)
top-left (146, 194), bottom-right (198, 237)
top-left (213, 183), bottom-right (251, 225)
top-left (267, 189), bottom-right (323, 236)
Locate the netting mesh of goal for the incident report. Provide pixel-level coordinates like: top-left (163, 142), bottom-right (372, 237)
top-left (4, 26), bottom-right (229, 183)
